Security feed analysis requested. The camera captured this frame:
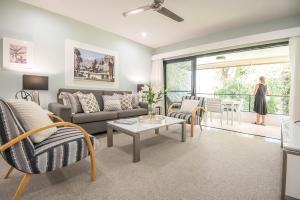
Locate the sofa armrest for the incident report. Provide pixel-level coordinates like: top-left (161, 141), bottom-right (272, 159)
top-left (139, 102), bottom-right (148, 110)
top-left (48, 103), bottom-right (72, 122)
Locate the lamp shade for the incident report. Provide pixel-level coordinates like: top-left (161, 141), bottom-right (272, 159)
top-left (137, 84), bottom-right (145, 92)
top-left (23, 75), bottom-right (48, 90)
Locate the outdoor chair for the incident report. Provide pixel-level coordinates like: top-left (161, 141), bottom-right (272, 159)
top-left (205, 98), bottom-right (224, 126)
top-left (167, 96), bottom-right (206, 137)
top-left (0, 99), bottom-right (97, 200)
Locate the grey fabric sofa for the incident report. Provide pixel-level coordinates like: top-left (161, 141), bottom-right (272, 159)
top-left (48, 88), bottom-right (148, 134)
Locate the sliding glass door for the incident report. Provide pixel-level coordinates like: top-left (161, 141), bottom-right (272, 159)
top-left (164, 58), bottom-right (196, 111)
top-left (164, 42), bottom-right (290, 115)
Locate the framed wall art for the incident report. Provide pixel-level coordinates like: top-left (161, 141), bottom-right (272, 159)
top-left (2, 37), bottom-right (33, 70)
top-left (65, 39), bottom-right (119, 88)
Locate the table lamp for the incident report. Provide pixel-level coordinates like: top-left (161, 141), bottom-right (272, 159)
top-left (16, 75), bottom-right (49, 105)
top-left (137, 84), bottom-right (145, 92)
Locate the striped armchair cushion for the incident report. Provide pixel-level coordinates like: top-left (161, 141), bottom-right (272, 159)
top-left (0, 99), bottom-right (98, 174)
top-left (167, 112), bottom-right (201, 125)
top-left (0, 99), bottom-right (35, 173)
top-left (167, 96), bottom-right (206, 125)
top-left (32, 127), bottom-right (98, 174)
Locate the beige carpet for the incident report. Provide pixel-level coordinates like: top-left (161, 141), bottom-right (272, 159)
top-left (205, 120), bottom-right (281, 139)
top-left (0, 126), bottom-right (282, 200)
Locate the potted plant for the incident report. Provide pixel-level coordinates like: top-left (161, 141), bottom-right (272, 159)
top-left (139, 85), bottom-right (165, 118)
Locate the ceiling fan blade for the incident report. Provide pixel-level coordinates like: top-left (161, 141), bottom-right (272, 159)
top-left (157, 7), bottom-right (184, 22)
top-left (123, 5), bottom-right (152, 16)
top-left (154, 0), bottom-right (165, 3)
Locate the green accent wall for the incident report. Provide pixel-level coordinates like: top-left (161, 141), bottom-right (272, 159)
top-left (154, 15), bottom-right (300, 54)
top-left (0, 0), bottom-right (153, 107)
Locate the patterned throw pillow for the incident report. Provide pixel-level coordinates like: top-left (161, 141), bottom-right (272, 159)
top-left (131, 94), bottom-right (140, 108)
top-left (77, 93), bottom-right (100, 113)
top-left (102, 95), bottom-right (122, 111)
top-left (59, 91), bottom-right (83, 114)
top-left (113, 93), bottom-right (139, 109)
top-left (121, 94), bottom-right (133, 110)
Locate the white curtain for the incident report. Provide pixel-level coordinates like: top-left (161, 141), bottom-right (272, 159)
top-left (150, 59), bottom-right (163, 90)
top-left (150, 59), bottom-right (164, 113)
top-left (289, 37), bottom-right (300, 121)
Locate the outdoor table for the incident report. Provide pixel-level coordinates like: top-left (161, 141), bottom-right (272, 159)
top-left (222, 100), bottom-right (241, 125)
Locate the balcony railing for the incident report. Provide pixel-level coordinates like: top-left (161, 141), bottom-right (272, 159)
top-left (165, 91), bottom-right (289, 115)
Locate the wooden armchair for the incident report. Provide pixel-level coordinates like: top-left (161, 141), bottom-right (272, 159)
top-left (167, 96), bottom-right (206, 137)
top-left (0, 99), bottom-right (97, 200)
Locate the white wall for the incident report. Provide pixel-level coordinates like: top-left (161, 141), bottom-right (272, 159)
top-left (0, 0), bottom-right (153, 108)
top-left (286, 154), bottom-right (300, 199)
top-left (289, 37), bottom-right (300, 121)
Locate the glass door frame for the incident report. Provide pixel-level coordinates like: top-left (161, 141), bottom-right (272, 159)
top-left (163, 56), bottom-right (197, 114)
top-left (163, 41), bottom-right (289, 115)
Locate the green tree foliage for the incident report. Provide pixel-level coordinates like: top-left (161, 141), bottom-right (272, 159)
top-left (166, 61), bottom-right (192, 106)
top-left (214, 63), bottom-right (290, 115)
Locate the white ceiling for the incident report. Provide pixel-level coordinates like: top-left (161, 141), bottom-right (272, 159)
top-left (20, 0), bottom-right (300, 48)
top-left (197, 46), bottom-right (289, 65)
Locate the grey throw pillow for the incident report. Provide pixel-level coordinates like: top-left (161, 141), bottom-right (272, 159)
top-left (59, 92), bottom-right (84, 114)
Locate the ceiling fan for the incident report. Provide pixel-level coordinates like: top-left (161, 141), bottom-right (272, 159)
top-left (122, 0), bottom-right (184, 22)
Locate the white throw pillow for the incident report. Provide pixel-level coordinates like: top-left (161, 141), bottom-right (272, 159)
top-left (179, 100), bottom-right (200, 113)
top-left (131, 93), bottom-right (140, 108)
top-left (7, 99), bottom-right (57, 143)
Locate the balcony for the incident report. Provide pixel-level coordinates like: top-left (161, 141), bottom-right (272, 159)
top-left (166, 92), bottom-right (288, 140)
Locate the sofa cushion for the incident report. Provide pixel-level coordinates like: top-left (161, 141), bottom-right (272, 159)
top-left (7, 99), bottom-right (57, 143)
top-left (120, 94), bottom-right (133, 110)
top-left (58, 89), bottom-right (104, 110)
top-left (131, 93), bottom-right (140, 108)
top-left (72, 111), bottom-right (118, 124)
top-left (180, 99), bottom-right (199, 113)
top-left (102, 95), bottom-right (122, 111)
top-left (117, 108), bottom-right (148, 118)
top-left (77, 93), bottom-right (100, 113)
top-left (33, 126), bottom-right (98, 173)
top-left (58, 89), bottom-right (132, 111)
top-left (59, 91), bottom-right (83, 114)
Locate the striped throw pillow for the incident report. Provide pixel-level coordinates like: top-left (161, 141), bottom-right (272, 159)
top-left (102, 95), bottom-right (122, 111)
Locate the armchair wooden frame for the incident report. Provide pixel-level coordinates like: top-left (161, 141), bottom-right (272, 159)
top-left (0, 114), bottom-right (96, 200)
top-left (168, 103), bottom-right (206, 137)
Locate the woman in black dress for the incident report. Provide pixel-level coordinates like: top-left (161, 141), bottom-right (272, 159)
top-left (253, 76), bottom-right (269, 125)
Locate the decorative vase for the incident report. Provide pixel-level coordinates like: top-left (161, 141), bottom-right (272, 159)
top-left (148, 103), bottom-right (156, 118)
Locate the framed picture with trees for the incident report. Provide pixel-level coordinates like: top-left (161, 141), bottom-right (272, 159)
top-left (65, 39), bottom-right (119, 88)
top-left (2, 37), bottom-right (33, 70)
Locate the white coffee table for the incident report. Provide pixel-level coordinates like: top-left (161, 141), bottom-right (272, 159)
top-left (107, 116), bottom-right (186, 162)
